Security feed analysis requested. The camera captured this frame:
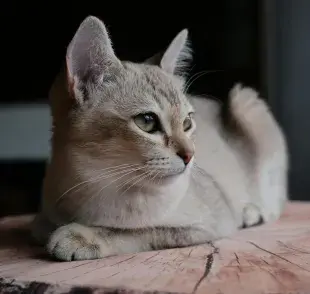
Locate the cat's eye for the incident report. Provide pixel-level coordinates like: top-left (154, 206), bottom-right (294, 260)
top-left (134, 112), bottom-right (161, 133)
top-left (183, 115), bottom-right (193, 132)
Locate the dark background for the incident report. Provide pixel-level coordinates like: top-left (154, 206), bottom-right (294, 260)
top-left (1, 1), bottom-right (310, 216)
top-left (2, 1), bottom-right (260, 103)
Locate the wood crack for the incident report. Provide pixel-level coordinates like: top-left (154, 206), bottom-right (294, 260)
top-left (277, 240), bottom-right (310, 254)
top-left (143, 251), bottom-right (161, 263)
top-left (234, 252), bottom-right (240, 265)
top-left (248, 259), bottom-right (286, 288)
top-left (191, 242), bottom-right (219, 294)
top-left (248, 241), bottom-right (310, 272)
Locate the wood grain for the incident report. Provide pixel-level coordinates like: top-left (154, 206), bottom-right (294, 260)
top-left (0, 202), bottom-right (310, 294)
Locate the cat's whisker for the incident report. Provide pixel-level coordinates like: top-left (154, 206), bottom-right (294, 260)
top-left (184, 71), bottom-right (209, 93)
top-left (184, 71), bottom-right (205, 89)
top-left (118, 170), bottom-right (152, 198)
top-left (138, 170), bottom-right (157, 193)
top-left (155, 170), bottom-right (165, 186)
top-left (116, 172), bottom-right (141, 190)
top-left (55, 163), bottom-right (140, 204)
top-left (116, 166), bottom-right (151, 191)
top-left (116, 176), bottom-right (136, 191)
top-left (70, 166), bottom-right (146, 222)
top-left (61, 165), bottom-right (138, 198)
top-left (76, 167), bottom-right (142, 193)
top-left (92, 163), bottom-right (140, 177)
top-left (199, 93), bottom-right (223, 105)
top-left (149, 170), bottom-right (160, 186)
top-left (88, 165), bottom-right (142, 183)
top-left (115, 169), bottom-right (149, 193)
top-left (184, 70), bottom-right (224, 93)
top-left (143, 170), bottom-right (160, 191)
top-left (185, 69), bottom-right (224, 89)
top-left (95, 166), bottom-right (146, 198)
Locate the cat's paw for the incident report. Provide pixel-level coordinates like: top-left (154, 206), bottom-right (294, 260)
top-left (242, 203), bottom-right (264, 228)
top-left (47, 223), bottom-right (107, 261)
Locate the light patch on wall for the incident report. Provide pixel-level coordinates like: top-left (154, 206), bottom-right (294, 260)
top-left (0, 104), bottom-right (51, 159)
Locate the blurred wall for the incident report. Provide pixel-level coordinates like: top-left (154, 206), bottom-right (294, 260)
top-left (0, 105), bottom-right (50, 159)
top-left (262, 0), bottom-right (310, 200)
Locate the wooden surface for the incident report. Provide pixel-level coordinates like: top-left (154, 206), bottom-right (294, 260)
top-left (1, 202), bottom-right (310, 294)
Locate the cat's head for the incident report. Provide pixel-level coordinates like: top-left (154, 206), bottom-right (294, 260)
top-left (58, 16), bottom-right (195, 188)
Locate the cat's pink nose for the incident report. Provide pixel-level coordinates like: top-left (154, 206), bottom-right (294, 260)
top-left (177, 151), bottom-right (193, 165)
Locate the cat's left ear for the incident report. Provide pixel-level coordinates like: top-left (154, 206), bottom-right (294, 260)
top-left (146, 29), bottom-right (192, 76)
top-left (66, 16), bottom-right (122, 104)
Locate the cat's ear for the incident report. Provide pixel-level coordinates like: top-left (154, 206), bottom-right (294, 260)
top-left (66, 16), bottom-right (121, 103)
top-left (146, 29), bottom-right (192, 76)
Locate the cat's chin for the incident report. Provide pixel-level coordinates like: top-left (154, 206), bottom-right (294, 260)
top-left (147, 166), bottom-right (191, 186)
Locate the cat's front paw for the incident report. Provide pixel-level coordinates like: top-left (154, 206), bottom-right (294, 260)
top-left (47, 223), bottom-right (108, 261)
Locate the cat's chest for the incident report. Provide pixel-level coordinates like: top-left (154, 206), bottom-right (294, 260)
top-left (50, 164), bottom-right (237, 233)
top-left (68, 182), bottom-right (207, 229)
top-left (152, 186), bottom-right (237, 237)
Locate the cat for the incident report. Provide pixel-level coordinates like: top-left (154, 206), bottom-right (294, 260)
top-left (31, 16), bottom-right (288, 261)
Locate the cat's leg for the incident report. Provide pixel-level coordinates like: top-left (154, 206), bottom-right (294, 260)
top-left (47, 223), bottom-right (213, 261)
top-left (229, 84), bottom-right (288, 223)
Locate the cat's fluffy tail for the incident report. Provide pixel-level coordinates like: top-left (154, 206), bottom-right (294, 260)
top-left (229, 84), bottom-right (288, 222)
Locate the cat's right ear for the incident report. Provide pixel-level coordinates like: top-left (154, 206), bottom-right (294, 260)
top-left (145, 29), bottom-right (192, 77)
top-left (66, 16), bottom-right (122, 104)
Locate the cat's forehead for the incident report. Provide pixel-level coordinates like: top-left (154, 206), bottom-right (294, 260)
top-left (112, 62), bottom-right (191, 116)
top-left (121, 62), bottom-right (191, 112)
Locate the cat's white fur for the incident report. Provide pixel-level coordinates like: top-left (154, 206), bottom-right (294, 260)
top-left (32, 16), bottom-right (288, 261)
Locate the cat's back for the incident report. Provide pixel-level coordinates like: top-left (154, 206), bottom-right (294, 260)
top-left (188, 95), bottom-right (253, 225)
